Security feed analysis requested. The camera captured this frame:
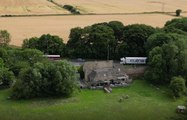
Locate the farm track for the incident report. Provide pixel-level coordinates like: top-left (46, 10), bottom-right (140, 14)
top-left (1, 11), bottom-right (187, 18)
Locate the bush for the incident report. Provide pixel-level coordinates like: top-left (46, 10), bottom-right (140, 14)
top-left (0, 68), bottom-right (15, 87)
top-left (63, 5), bottom-right (80, 14)
top-left (12, 60), bottom-right (78, 99)
top-left (176, 9), bottom-right (182, 16)
top-left (0, 58), bottom-right (15, 87)
top-left (169, 76), bottom-right (186, 97)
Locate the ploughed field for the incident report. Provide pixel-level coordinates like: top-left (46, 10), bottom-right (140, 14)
top-left (0, 14), bottom-right (177, 46)
top-left (0, 80), bottom-right (185, 120)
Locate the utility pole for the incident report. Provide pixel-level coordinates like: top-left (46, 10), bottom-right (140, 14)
top-left (107, 43), bottom-right (109, 60)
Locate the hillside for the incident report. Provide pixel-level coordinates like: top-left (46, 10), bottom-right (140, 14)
top-left (0, 0), bottom-right (69, 15)
top-left (54, 0), bottom-right (187, 14)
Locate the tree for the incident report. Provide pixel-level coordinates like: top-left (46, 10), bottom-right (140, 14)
top-left (22, 37), bottom-right (39, 48)
top-left (0, 47), bottom-right (9, 64)
top-left (22, 34), bottom-right (66, 56)
top-left (145, 33), bottom-right (187, 84)
top-left (67, 23), bottom-right (117, 59)
top-left (145, 33), bottom-right (174, 54)
top-left (0, 30), bottom-right (11, 46)
top-left (0, 68), bottom-right (15, 87)
top-left (176, 9), bottom-right (182, 16)
top-left (165, 18), bottom-right (187, 32)
top-left (89, 24), bottom-right (116, 59)
top-left (169, 76), bottom-right (186, 97)
top-left (144, 47), bottom-right (164, 84)
top-left (122, 24), bottom-right (155, 57)
top-left (0, 59), bottom-right (15, 87)
top-left (12, 60), bottom-right (78, 99)
top-left (108, 21), bottom-right (124, 41)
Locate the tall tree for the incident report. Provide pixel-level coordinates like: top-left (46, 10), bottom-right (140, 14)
top-left (22, 34), bottom-right (66, 56)
top-left (165, 18), bottom-right (187, 32)
top-left (123, 24), bottom-right (155, 57)
top-left (0, 30), bottom-right (11, 46)
top-left (145, 33), bottom-right (187, 84)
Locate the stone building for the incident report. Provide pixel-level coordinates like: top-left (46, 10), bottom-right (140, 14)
top-left (82, 61), bottom-right (131, 88)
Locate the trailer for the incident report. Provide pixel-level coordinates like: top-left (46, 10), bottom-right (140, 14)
top-left (120, 57), bottom-right (147, 64)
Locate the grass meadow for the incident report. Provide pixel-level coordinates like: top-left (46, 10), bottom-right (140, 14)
top-left (0, 80), bottom-right (186, 120)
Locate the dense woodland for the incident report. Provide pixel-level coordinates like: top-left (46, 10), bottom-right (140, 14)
top-left (0, 18), bottom-right (187, 103)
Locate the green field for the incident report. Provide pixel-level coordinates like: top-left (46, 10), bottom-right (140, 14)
top-left (0, 80), bottom-right (186, 120)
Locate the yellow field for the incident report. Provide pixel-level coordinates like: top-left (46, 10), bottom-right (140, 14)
top-left (0, 0), bottom-right (186, 46)
top-left (54, 0), bottom-right (187, 14)
top-left (0, 14), bottom-right (177, 46)
top-left (0, 0), bottom-right (69, 15)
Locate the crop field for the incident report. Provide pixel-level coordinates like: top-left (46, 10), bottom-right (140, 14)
top-left (54, 0), bottom-right (187, 14)
top-left (0, 14), bottom-right (177, 46)
top-left (0, 0), bottom-right (186, 46)
top-left (0, 0), bottom-right (69, 15)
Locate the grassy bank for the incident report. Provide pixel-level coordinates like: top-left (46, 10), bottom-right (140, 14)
top-left (0, 80), bottom-right (186, 120)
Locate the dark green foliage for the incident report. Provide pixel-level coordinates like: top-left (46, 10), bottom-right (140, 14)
top-left (12, 60), bottom-right (78, 99)
top-left (0, 47), bottom-right (9, 64)
top-left (163, 26), bottom-right (187, 35)
top-left (122, 24), bottom-right (155, 57)
top-left (108, 21), bottom-right (124, 41)
top-left (7, 48), bottom-right (44, 66)
top-left (22, 37), bottom-right (38, 48)
top-left (89, 24), bottom-right (116, 59)
top-left (67, 23), bottom-right (116, 59)
top-left (0, 68), bottom-right (15, 87)
top-left (169, 76), bottom-right (186, 97)
top-left (165, 18), bottom-right (187, 32)
top-left (67, 22), bottom-right (156, 59)
top-left (145, 33), bottom-right (175, 55)
top-left (0, 59), bottom-right (14, 87)
top-left (22, 34), bottom-right (66, 56)
top-left (0, 30), bottom-right (11, 46)
top-left (145, 33), bottom-right (187, 84)
top-left (63, 5), bottom-right (80, 14)
top-left (1, 48), bottom-right (45, 77)
top-left (10, 61), bottom-right (30, 77)
top-left (176, 9), bottom-right (182, 16)
top-left (115, 42), bottom-right (129, 59)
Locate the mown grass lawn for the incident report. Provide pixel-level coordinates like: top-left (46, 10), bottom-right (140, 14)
top-left (0, 80), bottom-right (186, 120)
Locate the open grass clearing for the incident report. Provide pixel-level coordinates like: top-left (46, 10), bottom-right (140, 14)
top-left (0, 80), bottom-right (186, 120)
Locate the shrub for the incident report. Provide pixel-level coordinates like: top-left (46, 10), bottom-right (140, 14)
top-left (0, 68), bottom-right (15, 87)
top-left (63, 5), bottom-right (80, 14)
top-left (12, 60), bottom-right (78, 99)
top-left (169, 76), bottom-right (186, 97)
top-left (176, 9), bottom-right (182, 16)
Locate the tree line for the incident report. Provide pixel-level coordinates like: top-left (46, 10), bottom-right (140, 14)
top-left (21, 17), bottom-right (187, 98)
top-left (0, 17), bottom-right (187, 99)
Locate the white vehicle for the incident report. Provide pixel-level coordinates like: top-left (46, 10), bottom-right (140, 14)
top-left (120, 57), bottom-right (147, 64)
